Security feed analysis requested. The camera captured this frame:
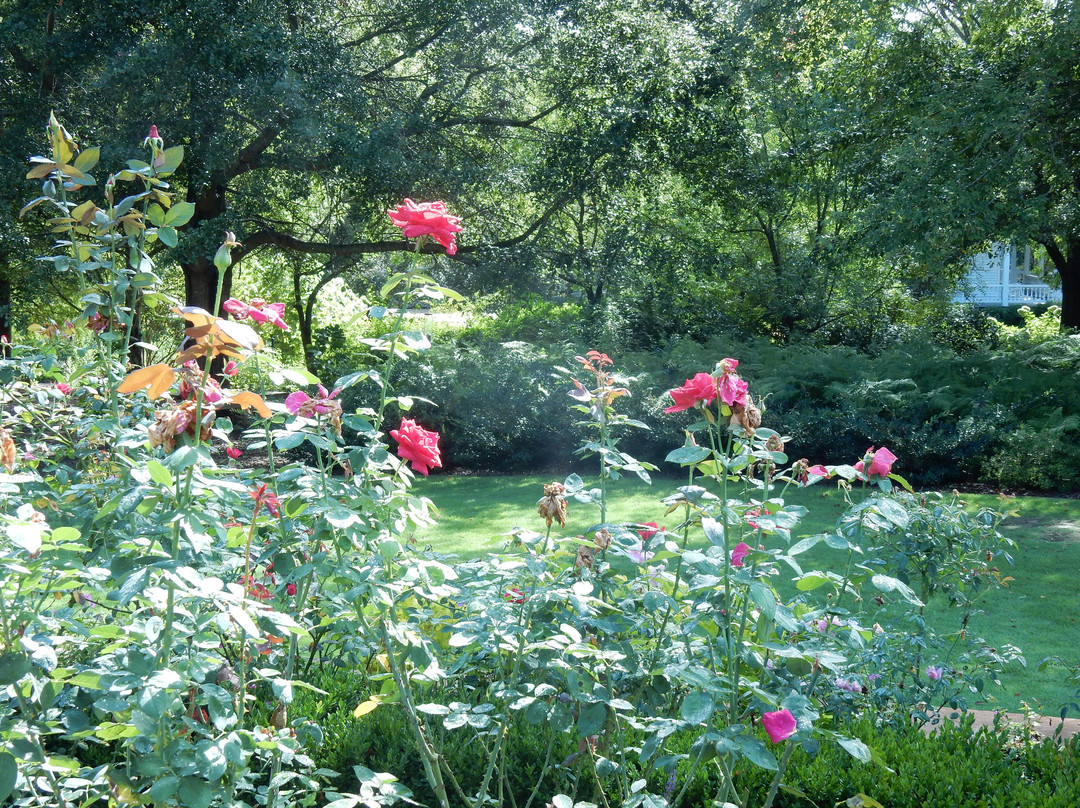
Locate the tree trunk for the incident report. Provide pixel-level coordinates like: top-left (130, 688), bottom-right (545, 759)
top-left (1041, 236), bottom-right (1080, 329)
top-left (181, 177), bottom-right (232, 314)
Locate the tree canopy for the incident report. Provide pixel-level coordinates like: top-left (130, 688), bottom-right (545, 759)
top-left (3, 0), bottom-right (1080, 346)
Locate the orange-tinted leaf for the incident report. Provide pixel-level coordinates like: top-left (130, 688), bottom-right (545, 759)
top-left (232, 391), bottom-right (272, 419)
top-left (117, 363), bottom-right (176, 399)
top-left (215, 319), bottom-right (263, 351)
top-left (26, 163), bottom-right (57, 179)
top-left (173, 306), bottom-right (217, 328)
top-left (183, 324), bottom-right (214, 341)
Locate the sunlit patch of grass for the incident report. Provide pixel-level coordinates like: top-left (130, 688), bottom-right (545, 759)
top-left (415, 474), bottom-right (1080, 714)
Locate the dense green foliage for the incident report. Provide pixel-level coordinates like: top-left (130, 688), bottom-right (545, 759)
top-left (352, 309), bottom-right (1080, 489)
top-left (292, 684), bottom-right (1080, 808)
top-left (5, 0), bottom-right (1080, 343)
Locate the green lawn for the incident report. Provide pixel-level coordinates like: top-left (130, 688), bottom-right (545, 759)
top-left (413, 473), bottom-right (1080, 715)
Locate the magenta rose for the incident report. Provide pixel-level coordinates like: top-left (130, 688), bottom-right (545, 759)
top-left (223, 297), bottom-right (289, 330)
top-left (854, 446), bottom-right (897, 478)
top-left (390, 418), bottom-right (443, 476)
top-left (664, 372), bottom-right (718, 413)
top-left (762, 708), bottom-right (797, 743)
top-left (387, 198), bottom-right (463, 255)
top-left (731, 541), bottom-right (751, 567)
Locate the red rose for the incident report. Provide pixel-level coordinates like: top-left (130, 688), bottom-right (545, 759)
top-left (387, 198), bottom-right (462, 255)
top-left (664, 372), bottom-right (718, 413)
top-left (390, 418), bottom-right (443, 476)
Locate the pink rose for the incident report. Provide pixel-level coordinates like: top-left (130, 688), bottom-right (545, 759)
top-left (926, 665), bottom-right (943, 681)
top-left (717, 374), bottom-right (748, 407)
top-left (390, 418), bottom-right (443, 476)
top-left (762, 708), bottom-right (797, 743)
top-left (285, 583), bottom-right (297, 597)
top-left (57, 383), bottom-right (72, 395)
top-left (223, 360), bottom-right (240, 376)
top-left (387, 198), bottom-right (463, 255)
top-left (148, 125), bottom-right (159, 139)
top-left (223, 298), bottom-right (289, 331)
top-left (628, 542), bottom-right (655, 564)
top-left (227, 446), bottom-right (243, 460)
top-left (664, 372), bottom-right (718, 413)
top-left (854, 446), bottom-right (897, 478)
top-left (807, 464), bottom-right (830, 477)
top-left (285, 384), bottom-right (342, 417)
top-left (745, 507), bottom-right (771, 529)
top-left (731, 541), bottom-right (751, 567)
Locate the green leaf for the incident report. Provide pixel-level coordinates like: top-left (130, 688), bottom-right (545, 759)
top-left (147, 459), bottom-right (173, 488)
top-left (0, 653), bottom-right (31, 686)
top-left (115, 568), bottom-right (151, 606)
top-left (736, 736), bottom-right (778, 771)
top-left (680, 690), bottom-right (715, 725)
top-left (159, 145), bottom-right (185, 174)
top-left (164, 201), bottom-right (195, 227)
top-left (870, 574), bottom-right (922, 605)
top-left (158, 226), bottom-right (178, 247)
top-left (275, 432), bottom-right (306, 451)
top-left (577, 702), bottom-right (607, 736)
top-left (49, 526), bottom-right (82, 543)
top-left (73, 146), bottom-right (100, 173)
top-left (665, 446), bottom-right (712, 465)
top-left (838, 736), bottom-right (872, 763)
top-left (178, 776), bottom-right (214, 808)
top-left (796, 573), bottom-right (829, 591)
top-left (0, 752), bottom-right (16, 802)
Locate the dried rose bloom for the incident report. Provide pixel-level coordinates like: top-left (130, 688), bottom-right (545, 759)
top-left (148, 401), bottom-right (215, 452)
top-left (729, 394), bottom-right (762, 433)
top-left (575, 544), bottom-right (595, 570)
top-left (0, 428), bottom-right (15, 473)
top-left (537, 481), bottom-right (567, 528)
top-left (593, 528), bottom-right (612, 551)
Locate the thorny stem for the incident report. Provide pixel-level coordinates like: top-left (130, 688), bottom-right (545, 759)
top-left (379, 619), bottom-right (451, 808)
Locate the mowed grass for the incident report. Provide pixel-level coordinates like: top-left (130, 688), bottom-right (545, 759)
top-left (412, 473), bottom-right (1080, 715)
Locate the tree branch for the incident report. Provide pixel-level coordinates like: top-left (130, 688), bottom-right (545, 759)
top-left (225, 122), bottom-right (285, 180)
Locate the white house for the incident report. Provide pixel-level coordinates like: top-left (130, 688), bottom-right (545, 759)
top-left (954, 243), bottom-right (1062, 306)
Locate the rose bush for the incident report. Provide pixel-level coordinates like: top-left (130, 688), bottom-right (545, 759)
top-left (1, 116), bottom-right (1020, 808)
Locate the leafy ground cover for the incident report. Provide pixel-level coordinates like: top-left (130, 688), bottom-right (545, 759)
top-left (416, 475), bottom-right (1080, 714)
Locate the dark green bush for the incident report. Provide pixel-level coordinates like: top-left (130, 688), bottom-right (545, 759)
top-left (292, 675), bottom-right (1080, 808)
